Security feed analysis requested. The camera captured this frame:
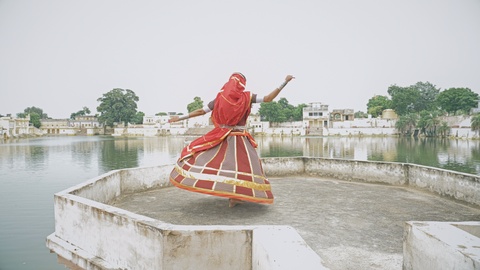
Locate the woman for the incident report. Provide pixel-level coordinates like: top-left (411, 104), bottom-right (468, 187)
top-left (169, 72), bottom-right (294, 207)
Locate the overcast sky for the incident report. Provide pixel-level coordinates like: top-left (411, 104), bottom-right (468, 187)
top-left (1, 0), bottom-right (479, 118)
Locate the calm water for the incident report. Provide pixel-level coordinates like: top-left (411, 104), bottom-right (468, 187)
top-left (1, 135), bottom-right (479, 269)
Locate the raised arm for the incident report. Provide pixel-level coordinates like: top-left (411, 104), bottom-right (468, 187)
top-left (263, 75), bottom-right (295, 102)
top-left (168, 108), bottom-right (207, 123)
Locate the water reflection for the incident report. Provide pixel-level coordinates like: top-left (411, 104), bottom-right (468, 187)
top-left (255, 136), bottom-right (480, 175)
top-left (257, 136), bottom-right (304, 157)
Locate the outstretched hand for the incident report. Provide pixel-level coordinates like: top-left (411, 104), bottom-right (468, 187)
top-left (168, 116), bottom-right (179, 123)
top-left (285, 75), bottom-right (295, 82)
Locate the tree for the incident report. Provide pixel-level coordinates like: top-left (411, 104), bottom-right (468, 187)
top-left (293, 103), bottom-right (308, 121)
top-left (414, 81), bottom-right (440, 112)
top-left (436, 87), bottom-right (479, 115)
top-left (187, 97), bottom-right (204, 113)
top-left (388, 85), bottom-right (421, 116)
top-left (387, 82), bottom-right (440, 116)
top-left (354, 111), bottom-right (368, 118)
top-left (259, 101), bottom-right (284, 122)
top-left (417, 110), bottom-right (440, 136)
top-left (131, 111), bottom-right (145, 124)
top-left (394, 117), bottom-right (408, 135)
top-left (96, 88), bottom-right (139, 127)
top-left (278, 98), bottom-right (296, 121)
top-left (259, 99), bottom-right (308, 122)
top-left (395, 113), bottom-right (418, 136)
top-left (17, 106), bottom-right (48, 119)
top-left (437, 121), bottom-right (451, 137)
top-left (155, 112), bottom-right (167, 116)
top-left (70, 107), bottom-right (91, 119)
top-left (471, 113), bottom-right (480, 136)
top-left (17, 106), bottom-right (49, 128)
top-left (367, 95), bottom-right (391, 117)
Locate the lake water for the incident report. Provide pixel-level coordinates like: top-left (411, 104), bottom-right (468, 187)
top-left (1, 135), bottom-right (479, 269)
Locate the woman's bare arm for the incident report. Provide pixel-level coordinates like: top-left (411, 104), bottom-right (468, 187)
top-left (263, 75), bottom-right (295, 102)
top-left (168, 108), bottom-right (207, 123)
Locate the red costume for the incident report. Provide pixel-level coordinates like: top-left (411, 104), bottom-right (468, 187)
top-left (169, 73), bottom-right (274, 204)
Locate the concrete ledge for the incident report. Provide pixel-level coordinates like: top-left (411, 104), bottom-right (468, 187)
top-left (403, 221), bottom-right (480, 270)
top-left (46, 234), bottom-right (114, 270)
top-left (47, 163), bottom-right (327, 269)
top-left (47, 157), bottom-right (480, 269)
top-left (262, 157), bottom-right (480, 207)
top-left (408, 164), bottom-right (480, 206)
top-left (252, 226), bottom-right (327, 270)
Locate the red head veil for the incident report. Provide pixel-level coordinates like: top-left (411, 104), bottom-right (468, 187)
top-left (179, 73), bottom-right (253, 158)
top-left (212, 73), bottom-right (252, 126)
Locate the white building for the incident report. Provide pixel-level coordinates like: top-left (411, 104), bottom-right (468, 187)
top-left (0, 115), bottom-right (32, 139)
top-left (303, 102), bottom-right (330, 136)
top-left (40, 115), bottom-right (103, 136)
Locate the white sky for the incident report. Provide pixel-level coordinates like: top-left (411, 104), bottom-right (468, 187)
top-left (1, 0), bottom-right (479, 118)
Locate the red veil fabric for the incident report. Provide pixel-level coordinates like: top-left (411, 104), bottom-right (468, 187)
top-left (171, 73), bottom-right (273, 204)
top-left (179, 73), bottom-right (253, 158)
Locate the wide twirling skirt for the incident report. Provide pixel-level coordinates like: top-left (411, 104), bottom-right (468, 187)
top-left (169, 134), bottom-right (274, 204)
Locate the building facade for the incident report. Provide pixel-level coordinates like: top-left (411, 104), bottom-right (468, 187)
top-left (303, 102), bottom-right (330, 136)
top-left (40, 116), bottom-right (103, 136)
top-left (0, 115), bottom-right (32, 139)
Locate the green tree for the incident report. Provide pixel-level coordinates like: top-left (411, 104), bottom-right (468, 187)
top-left (96, 88), bottom-right (139, 127)
top-left (414, 81), bottom-right (440, 112)
top-left (259, 99), bottom-right (308, 122)
top-left (471, 114), bottom-right (480, 136)
top-left (417, 110), bottom-right (440, 136)
top-left (187, 97), bottom-right (204, 113)
top-left (354, 111), bottom-right (368, 118)
top-left (155, 112), bottom-right (167, 116)
top-left (278, 98), bottom-right (296, 121)
top-left (259, 101), bottom-right (284, 122)
top-left (17, 106), bottom-right (48, 128)
top-left (388, 85), bottom-right (421, 116)
top-left (395, 117), bottom-right (407, 135)
top-left (17, 106), bottom-right (48, 119)
top-left (395, 113), bottom-right (418, 136)
top-left (436, 88), bottom-right (479, 115)
top-left (367, 95), bottom-right (391, 117)
top-left (387, 82), bottom-right (440, 115)
top-left (131, 111), bottom-right (145, 124)
top-left (70, 106), bottom-right (91, 119)
top-left (437, 121), bottom-right (451, 137)
top-left (292, 103), bottom-right (308, 121)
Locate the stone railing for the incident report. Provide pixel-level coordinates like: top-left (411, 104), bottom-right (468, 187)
top-left (46, 157), bottom-right (480, 269)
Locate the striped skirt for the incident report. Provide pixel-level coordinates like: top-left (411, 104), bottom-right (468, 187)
top-left (170, 134), bottom-right (274, 204)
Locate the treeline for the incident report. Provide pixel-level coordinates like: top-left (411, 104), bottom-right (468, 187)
top-left (366, 82), bottom-right (479, 136)
top-left (6, 88), bottom-right (145, 128)
top-left (5, 82), bottom-right (479, 134)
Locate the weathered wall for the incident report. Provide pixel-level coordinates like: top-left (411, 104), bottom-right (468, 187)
top-left (408, 164), bottom-right (480, 206)
top-left (252, 226), bottom-right (327, 270)
top-left (52, 194), bottom-right (164, 269)
top-left (48, 162), bottom-right (326, 270)
top-left (47, 157), bottom-right (480, 269)
top-left (403, 221), bottom-right (480, 270)
top-left (325, 127), bottom-right (396, 136)
top-left (262, 157), bottom-right (480, 207)
top-left (162, 226), bottom-right (252, 270)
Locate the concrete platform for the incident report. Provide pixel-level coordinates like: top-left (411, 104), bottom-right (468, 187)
top-left (110, 176), bottom-right (480, 270)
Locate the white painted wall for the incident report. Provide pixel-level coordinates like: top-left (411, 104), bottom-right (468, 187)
top-left (403, 221), bottom-right (480, 270)
top-left (47, 158), bottom-right (480, 269)
top-left (47, 162), bottom-right (328, 270)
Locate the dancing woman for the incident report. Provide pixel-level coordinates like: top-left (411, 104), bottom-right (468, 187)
top-left (169, 73), bottom-right (294, 207)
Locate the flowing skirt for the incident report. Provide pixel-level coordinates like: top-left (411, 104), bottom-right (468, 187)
top-left (170, 133), bottom-right (274, 204)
